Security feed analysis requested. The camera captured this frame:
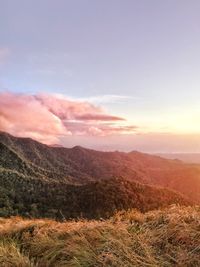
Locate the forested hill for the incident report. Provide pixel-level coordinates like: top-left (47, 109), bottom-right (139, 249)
top-left (0, 132), bottom-right (193, 218)
top-left (1, 131), bottom-right (200, 203)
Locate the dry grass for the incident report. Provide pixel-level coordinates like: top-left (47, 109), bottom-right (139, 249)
top-left (0, 205), bottom-right (199, 266)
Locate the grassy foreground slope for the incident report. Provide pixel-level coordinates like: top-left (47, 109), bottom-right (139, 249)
top-left (0, 205), bottom-right (199, 267)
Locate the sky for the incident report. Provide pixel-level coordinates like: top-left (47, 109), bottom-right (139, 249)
top-left (1, 0), bottom-right (200, 152)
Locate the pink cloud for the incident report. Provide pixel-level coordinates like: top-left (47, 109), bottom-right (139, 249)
top-left (0, 91), bottom-right (137, 144)
top-left (0, 92), bottom-right (67, 144)
top-left (35, 94), bottom-right (103, 121)
top-left (75, 114), bottom-right (125, 121)
top-left (63, 121), bottom-right (137, 136)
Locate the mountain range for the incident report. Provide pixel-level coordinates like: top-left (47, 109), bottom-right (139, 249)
top-left (0, 131), bottom-right (199, 219)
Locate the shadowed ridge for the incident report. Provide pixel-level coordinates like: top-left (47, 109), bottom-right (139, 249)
top-left (76, 176), bottom-right (191, 218)
top-left (0, 171), bottom-right (191, 219)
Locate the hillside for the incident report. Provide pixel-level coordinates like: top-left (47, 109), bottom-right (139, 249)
top-left (0, 205), bottom-right (199, 267)
top-left (0, 168), bottom-right (189, 219)
top-left (0, 131), bottom-right (200, 203)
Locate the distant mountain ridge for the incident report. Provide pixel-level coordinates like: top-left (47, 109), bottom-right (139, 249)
top-left (157, 153), bottom-right (200, 164)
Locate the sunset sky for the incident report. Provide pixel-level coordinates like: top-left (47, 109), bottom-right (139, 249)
top-left (1, 0), bottom-right (200, 152)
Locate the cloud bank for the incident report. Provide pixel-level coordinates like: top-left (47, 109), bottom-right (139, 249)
top-left (0, 91), bottom-right (137, 144)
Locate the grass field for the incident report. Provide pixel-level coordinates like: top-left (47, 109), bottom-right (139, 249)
top-left (0, 205), bottom-right (199, 267)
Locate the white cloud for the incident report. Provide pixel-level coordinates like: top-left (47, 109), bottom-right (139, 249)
top-left (77, 94), bottom-right (138, 104)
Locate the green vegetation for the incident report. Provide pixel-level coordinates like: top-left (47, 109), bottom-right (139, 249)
top-left (0, 205), bottom-right (199, 266)
top-left (0, 172), bottom-right (189, 219)
top-left (0, 132), bottom-right (192, 219)
top-left (1, 131), bottom-right (200, 203)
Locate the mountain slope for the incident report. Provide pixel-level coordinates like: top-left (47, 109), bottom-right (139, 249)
top-left (0, 165), bottom-right (190, 219)
top-left (74, 177), bottom-right (190, 218)
top-left (0, 131), bottom-right (200, 202)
